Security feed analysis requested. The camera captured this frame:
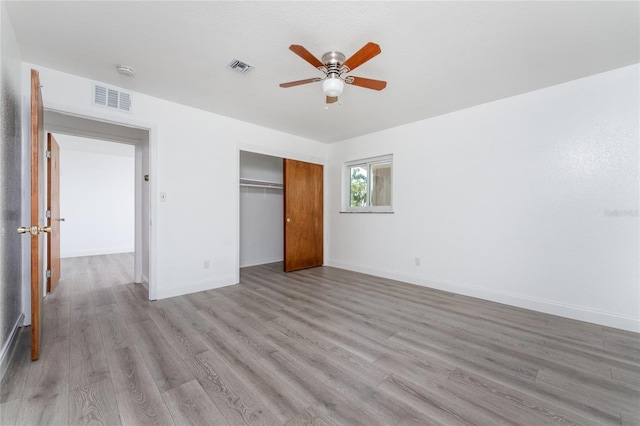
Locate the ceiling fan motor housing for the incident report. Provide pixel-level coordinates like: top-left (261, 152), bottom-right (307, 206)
top-left (322, 51), bottom-right (346, 66)
top-left (322, 51), bottom-right (346, 76)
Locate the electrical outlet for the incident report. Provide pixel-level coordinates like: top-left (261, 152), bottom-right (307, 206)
top-left (414, 257), bottom-right (421, 266)
top-left (204, 260), bottom-right (210, 269)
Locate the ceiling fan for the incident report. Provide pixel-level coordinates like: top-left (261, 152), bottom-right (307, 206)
top-left (279, 42), bottom-right (387, 104)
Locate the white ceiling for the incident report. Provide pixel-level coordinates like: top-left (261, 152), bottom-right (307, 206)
top-left (6, 1), bottom-right (639, 143)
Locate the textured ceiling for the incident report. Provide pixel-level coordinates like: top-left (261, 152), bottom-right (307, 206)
top-left (5, 1), bottom-right (639, 143)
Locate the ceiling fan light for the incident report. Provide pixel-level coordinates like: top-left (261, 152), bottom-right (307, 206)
top-left (322, 77), bottom-right (344, 97)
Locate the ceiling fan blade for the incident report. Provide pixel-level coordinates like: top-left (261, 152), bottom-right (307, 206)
top-left (279, 77), bottom-right (322, 88)
top-left (289, 45), bottom-right (325, 70)
top-left (326, 96), bottom-right (338, 104)
top-left (341, 42), bottom-right (381, 72)
top-left (346, 76), bottom-right (387, 91)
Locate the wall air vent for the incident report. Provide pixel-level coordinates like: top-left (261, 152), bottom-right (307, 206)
top-left (92, 82), bottom-right (132, 112)
top-left (228, 59), bottom-right (253, 74)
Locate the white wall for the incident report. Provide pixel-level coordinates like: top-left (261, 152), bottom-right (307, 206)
top-left (329, 65), bottom-right (639, 332)
top-left (24, 64), bottom-right (327, 300)
top-left (55, 134), bottom-right (135, 258)
top-left (239, 151), bottom-right (283, 267)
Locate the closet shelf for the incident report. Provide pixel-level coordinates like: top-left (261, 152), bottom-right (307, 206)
top-left (239, 178), bottom-right (283, 190)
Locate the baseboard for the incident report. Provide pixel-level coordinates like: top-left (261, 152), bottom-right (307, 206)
top-left (61, 248), bottom-right (134, 258)
top-left (327, 260), bottom-right (640, 333)
top-left (155, 275), bottom-right (237, 300)
top-left (0, 313), bottom-right (25, 382)
top-left (240, 257), bottom-right (283, 268)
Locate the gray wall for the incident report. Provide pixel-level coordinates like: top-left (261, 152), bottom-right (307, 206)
top-left (0, 1), bottom-right (24, 363)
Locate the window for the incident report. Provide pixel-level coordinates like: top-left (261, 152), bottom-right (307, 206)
top-left (344, 154), bottom-right (393, 212)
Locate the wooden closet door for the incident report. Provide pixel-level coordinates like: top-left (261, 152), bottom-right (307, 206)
top-left (283, 159), bottom-right (323, 272)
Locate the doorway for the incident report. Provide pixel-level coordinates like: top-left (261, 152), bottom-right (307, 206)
top-left (54, 134), bottom-right (136, 281)
top-left (43, 111), bottom-right (150, 290)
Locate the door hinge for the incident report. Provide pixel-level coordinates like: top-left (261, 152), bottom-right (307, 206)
top-left (46, 209), bottom-right (51, 219)
top-left (45, 150), bottom-right (52, 159)
top-left (46, 270), bottom-right (51, 279)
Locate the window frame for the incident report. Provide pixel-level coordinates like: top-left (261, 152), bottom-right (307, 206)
top-left (342, 154), bottom-right (393, 213)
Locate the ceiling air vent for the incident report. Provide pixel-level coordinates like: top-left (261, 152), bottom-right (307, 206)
top-left (228, 59), bottom-right (253, 74)
top-left (92, 82), bottom-right (132, 112)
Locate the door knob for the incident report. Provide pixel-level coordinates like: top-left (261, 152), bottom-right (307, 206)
top-left (17, 225), bottom-right (38, 235)
top-left (38, 226), bottom-right (52, 233)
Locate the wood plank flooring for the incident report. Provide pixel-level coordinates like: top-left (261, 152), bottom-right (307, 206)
top-left (1, 253), bottom-right (639, 425)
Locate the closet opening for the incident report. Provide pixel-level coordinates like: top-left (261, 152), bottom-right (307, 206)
top-left (238, 150), bottom-right (324, 273)
top-left (239, 151), bottom-right (284, 268)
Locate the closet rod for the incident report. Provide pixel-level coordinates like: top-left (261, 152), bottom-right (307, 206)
top-left (240, 183), bottom-right (283, 190)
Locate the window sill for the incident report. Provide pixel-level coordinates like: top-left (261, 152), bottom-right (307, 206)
top-left (339, 211), bottom-right (395, 214)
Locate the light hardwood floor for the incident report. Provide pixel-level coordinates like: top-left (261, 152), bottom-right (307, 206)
top-left (1, 253), bottom-right (639, 425)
